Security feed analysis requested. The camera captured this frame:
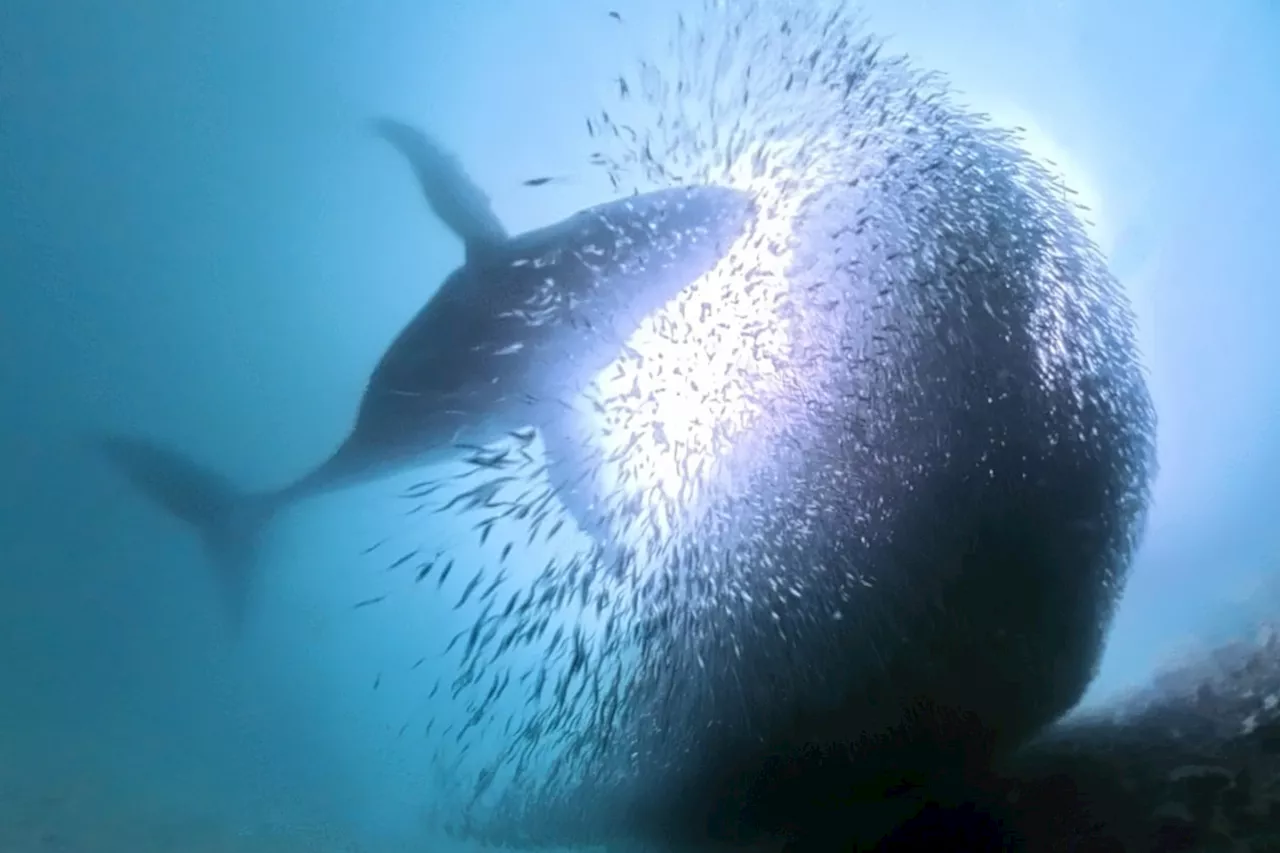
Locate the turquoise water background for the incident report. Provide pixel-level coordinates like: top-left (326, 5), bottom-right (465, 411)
top-left (1, 0), bottom-right (1277, 849)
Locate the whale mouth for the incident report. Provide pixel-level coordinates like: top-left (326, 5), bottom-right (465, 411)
top-left (691, 184), bottom-right (760, 247)
top-left (577, 137), bottom-right (828, 554)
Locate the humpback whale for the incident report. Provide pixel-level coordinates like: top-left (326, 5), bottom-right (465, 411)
top-left (97, 118), bottom-right (755, 624)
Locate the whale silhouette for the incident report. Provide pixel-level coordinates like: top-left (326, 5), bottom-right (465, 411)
top-left (97, 117), bottom-right (756, 625)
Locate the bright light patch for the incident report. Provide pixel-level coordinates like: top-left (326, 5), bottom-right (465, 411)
top-left (994, 106), bottom-right (1111, 251)
top-left (583, 140), bottom-right (819, 538)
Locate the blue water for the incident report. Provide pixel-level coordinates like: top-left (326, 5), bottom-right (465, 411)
top-left (1, 0), bottom-right (1278, 849)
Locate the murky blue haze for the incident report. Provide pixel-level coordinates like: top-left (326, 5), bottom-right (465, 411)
top-left (1, 0), bottom-right (1277, 849)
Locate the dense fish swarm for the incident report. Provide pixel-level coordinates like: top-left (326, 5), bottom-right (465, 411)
top-left (387, 1), bottom-right (1159, 849)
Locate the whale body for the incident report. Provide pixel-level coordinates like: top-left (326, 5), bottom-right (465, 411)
top-left (98, 118), bottom-right (755, 624)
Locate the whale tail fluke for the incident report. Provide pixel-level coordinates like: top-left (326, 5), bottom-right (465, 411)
top-left (94, 433), bottom-right (280, 628)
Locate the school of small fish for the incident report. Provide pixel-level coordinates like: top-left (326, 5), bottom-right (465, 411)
top-left (356, 1), bottom-right (1155, 847)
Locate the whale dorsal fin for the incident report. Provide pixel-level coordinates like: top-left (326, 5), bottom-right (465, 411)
top-left (373, 117), bottom-right (509, 265)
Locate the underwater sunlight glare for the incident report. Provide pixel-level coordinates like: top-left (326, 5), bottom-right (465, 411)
top-left (583, 141), bottom-right (820, 541)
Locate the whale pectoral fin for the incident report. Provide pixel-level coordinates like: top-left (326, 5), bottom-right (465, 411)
top-left (540, 411), bottom-right (609, 540)
top-left (372, 117), bottom-right (508, 263)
